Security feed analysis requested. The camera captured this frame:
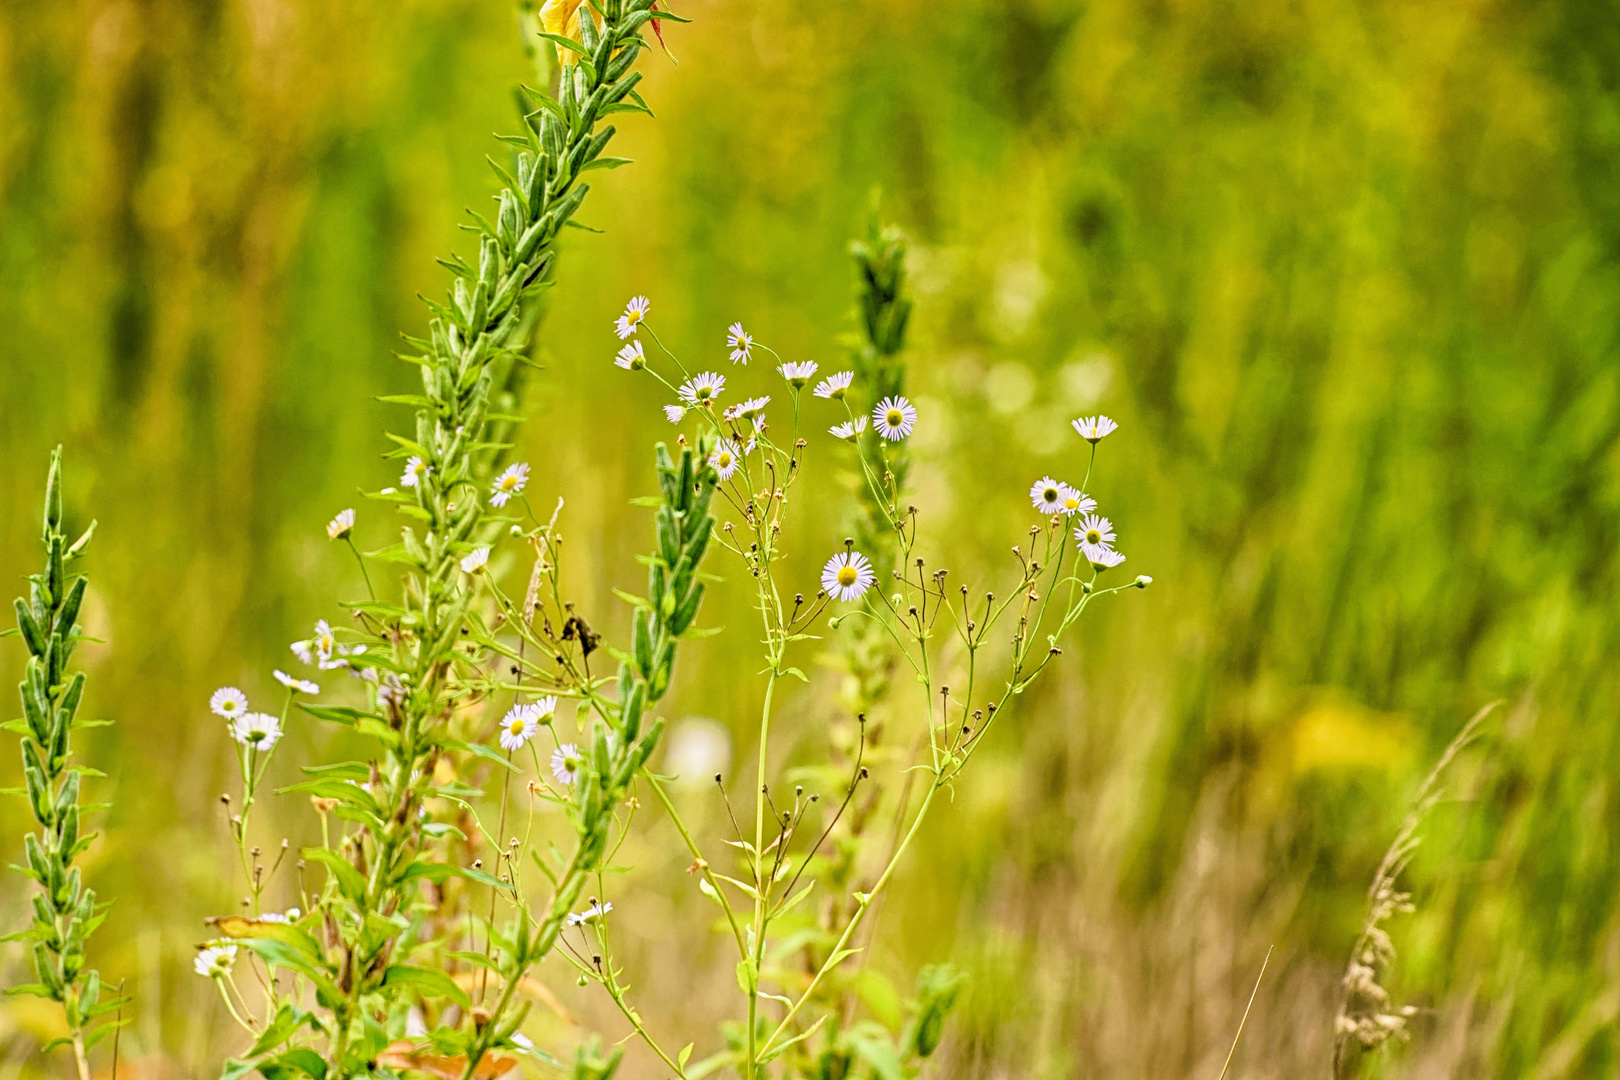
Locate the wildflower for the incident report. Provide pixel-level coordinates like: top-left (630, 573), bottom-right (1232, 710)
top-left (779, 360), bottom-right (818, 387)
top-left (231, 712), bottom-right (283, 751)
top-left (566, 901), bottom-right (613, 926)
top-left (615, 295), bottom-right (650, 339)
top-left (194, 944), bottom-right (237, 979)
top-left (499, 703), bottom-right (541, 751)
top-left (1134, 574), bottom-right (1152, 588)
top-left (678, 371), bottom-right (726, 406)
top-left (401, 456), bottom-right (430, 488)
top-left (540, 0), bottom-right (585, 42)
top-left (1086, 546), bottom-right (1127, 571)
top-left (488, 463), bottom-right (531, 509)
top-left (830, 417), bottom-right (868, 441)
top-left (551, 743), bottom-right (582, 785)
top-left (710, 439), bottom-right (743, 482)
top-left (273, 670), bottom-right (319, 695)
top-left (210, 687), bottom-right (249, 720)
top-left (1029, 477), bottom-right (1068, 514)
top-left (736, 395), bottom-right (770, 420)
top-left (326, 508), bottom-right (355, 540)
top-left (727, 322), bottom-right (754, 364)
top-left (1074, 513), bottom-right (1116, 550)
top-left (821, 550), bottom-right (876, 602)
top-left (615, 340), bottom-right (646, 370)
top-left (258, 907), bottom-right (301, 925)
top-left (663, 404), bottom-right (685, 423)
top-left (461, 547), bottom-right (491, 574)
top-left (1071, 415), bottom-right (1119, 443)
top-left (532, 695), bottom-right (558, 724)
top-left (1060, 487), bottom-right (1096, 516)
top-left (872, 396), bottom-right (917, 441)
top-left (813, 371), bottom-right (855, 399)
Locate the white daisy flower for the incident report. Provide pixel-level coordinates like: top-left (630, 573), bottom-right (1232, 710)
top-left (736, 395), bottom-right (770, 420)
top-left (1085, 545), bottom-right (1127, 571)
top-left (1071, 415), bottom-right (1119, 443)
top-left (257, 907), bottom-right (301, 925)
top-left (460, 547), bottom-right (490, 574)
top-left (779, 360), bottom-right (818, 387)
top-left (566, 901), bottom-right (613, 926)
top-left (1060, 486), bottom-right (1096, 516)
top-left (273, 670), bottom-right (319, 694)
top-left (663, 404), bottom-right (686, 423)
top-left (551, 743), bottom-right (582, 785)
top-left (678, 371), bottom-right (726, 406)
top-left (231, 712), bottom-right (283, 751)
top-left (614, 295), bottom-right (651, 340)
top-left (499, 703), bottom-right (541, 751)
top-left (210, 687), bottom-right (249, 720)
top-left (326, 508), bottom-right (355, 540)
top-left (710, 439), bottom-right (743, 482)
top-left (532, 695), bottom-right (558, 724)
top-left (194, 944), bottom-right (237, 979)
top-left (813, 371), bottom-right (855, 399)
top-left (615, 340), bottom-right (646, 370)
top-left (490, 462), bottom-right (530, 507)
top-left (1074, 514), bottom-right (1115, 549)
top-left (727, 322), bottom-right (754, 364)
top-left (830, 417), bottom-right (868, 441)
top-left (1029, 477), bottom-right (1068, 514)
top-left (401, 456), bottom-right (430, 488)
top-left (872, 396), bottom-right (917, 441)
top-left (290, 640), bottom-right (314, 665)
top-left (821, 550), bottom-right (876, 602)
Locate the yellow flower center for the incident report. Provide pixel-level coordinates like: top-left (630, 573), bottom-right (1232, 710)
top-left (1064, 497), bottom-right (1080, 509)
top-left (718, 453), bottom-right (733, 468)
top-left (501, 477), bottom-right (519, 492)
top-left (509, 719), bottom-right (525, 736)
top-left (886, 409), bottom-right (903, 426)
top-left (837, 565), bottom-right (859, 587)
top-left (1086, 530), bottom-right (1101, 543)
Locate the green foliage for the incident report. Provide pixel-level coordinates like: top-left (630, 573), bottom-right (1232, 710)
top-left (4, 451), bottom-right (124, 1070)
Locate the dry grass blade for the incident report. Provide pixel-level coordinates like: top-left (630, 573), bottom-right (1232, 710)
top-left (1217, 945), bottom-right (1274, 1080)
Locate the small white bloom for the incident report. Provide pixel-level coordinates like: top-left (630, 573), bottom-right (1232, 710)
top-left (1085, 545), bottom-right (1127, 571)
top-left (499, 703), bottom-right (541, 751)
top-left (291, 640), bottom-right (314, 665)
top-left (1074, 513), bottom-right (1116, 549)
top-left (194, 944), bottom-right (237, 979)
top-left (830, 417), bottom-right (868, 441)
top-left (663, 404), bottom-right (686, 423)
top-left (615, 340), bottom-right (645, 370)
top-left (710, 439), bottom-right (743, 482)
top-left (821, 550), bottom-right (876, 602)
top-left (326, 508), bottom-right (355, 540)
top-left (273, 670), bottom-right (320, 694)
top-left (678, 371), bottom-right (726, 406)
top-left (551, 743), bottom-right (582, 786)
top-left (1134, 574), bottom-right (1153, 588)
top-left (490, 463), bottom-right (530, 508)
top-left (872, 396), bottom-right (917, 441)
top-left (736, 395), bottom-right (770, 420)
top-left (1060, 486), bottom-right (1096, 516)
top-left (1029, 477), bottom-right (1068, 514)
top-left (813, 371), bottom-right (855, 399)
top-left (1071, 415), bottom-right (1119, 443)
top-left (258, 907), bottom-right (300, 925)
top-left (401, 456), bottom-right (430, 488)
top-left (210, 687), bottom-right (249, 719)
top-left (614, 295), bottom-right (651, 339)
top-left (460, 547), bottom-right (491, 574)
top-left (566, 901), bottom-right (613, 926)
top-left (231, 712), bottom-right (283, 751)
top-left (779, 360), bottom-right (818, 387)
top-left (727, 322), bottom-right (754, 364)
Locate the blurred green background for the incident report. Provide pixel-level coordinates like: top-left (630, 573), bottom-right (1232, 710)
top-left (2, 0), bottom-right (1618, 1076)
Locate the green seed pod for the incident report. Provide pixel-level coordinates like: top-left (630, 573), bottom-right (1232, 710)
top-left (34, 944), bottom-right (64, 999)
top-left (14, 599), bottom-right (46, 658)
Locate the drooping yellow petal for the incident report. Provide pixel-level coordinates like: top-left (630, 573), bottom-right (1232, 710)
top-left (540, 0), bottom-right (584, 51)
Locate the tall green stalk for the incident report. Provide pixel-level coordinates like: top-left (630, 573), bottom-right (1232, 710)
top-left (5, 451), bottom-right (121, 1079)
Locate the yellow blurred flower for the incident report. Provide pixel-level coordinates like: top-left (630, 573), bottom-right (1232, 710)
top-left (541, 0), bottom-right (584, 57)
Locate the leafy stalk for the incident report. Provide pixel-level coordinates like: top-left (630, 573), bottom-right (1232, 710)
top-left (5, 450), bottom-right (122, 1077)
